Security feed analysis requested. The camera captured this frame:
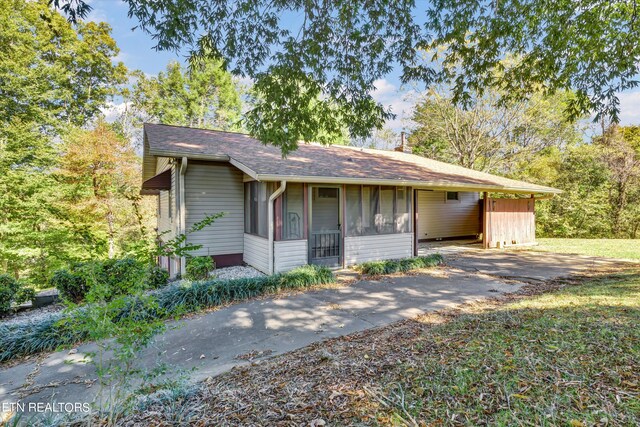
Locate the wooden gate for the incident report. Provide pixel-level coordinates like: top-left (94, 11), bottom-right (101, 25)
top-left (483, 197), bottom-right (535, 248)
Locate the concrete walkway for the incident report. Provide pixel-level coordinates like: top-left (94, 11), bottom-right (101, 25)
top-left (0, 250), bottom-right (630, 417)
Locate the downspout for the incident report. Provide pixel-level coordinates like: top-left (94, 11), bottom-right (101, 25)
top-left (268, 181), bottom-right (287, 275)
top-left (179, 157), bottom-right (188, 277)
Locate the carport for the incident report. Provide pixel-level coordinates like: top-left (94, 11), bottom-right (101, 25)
top-left (413, 189), bottom-right (555, 252)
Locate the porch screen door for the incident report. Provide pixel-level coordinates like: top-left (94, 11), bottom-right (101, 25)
top-left (309, 186), bottom-right (342, 266)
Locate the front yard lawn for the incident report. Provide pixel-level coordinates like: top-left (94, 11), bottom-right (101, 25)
top-left (531, 238), bottom-right (640, 261)
top-left (122, 269), bottom-right (640, 426)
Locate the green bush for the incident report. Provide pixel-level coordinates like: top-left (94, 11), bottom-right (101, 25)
top-left (51, 269), bottom-right (90, 303)
top-left (157, 265), bottom-right (334, 313)
top-left (185, 256), bottom-right (214, 281)
top-left (14, 286), bottom-right (36, 305)
top-left (101, 257), bottom-right (146, 297)
top-left (0, 275), bottom-right (37, 316)
top-left (0, 265), bottom-right (334, 362)
top-left (145, 265), bottom-right (169, 289)
top-left (0, 274), bottom-right (20, 315)
top-left (356, 254), bottom-right (444, 276)
top-left (52, 258), bottom-right (153, 303)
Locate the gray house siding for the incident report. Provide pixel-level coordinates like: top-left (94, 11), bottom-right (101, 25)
top-left (243, 233), bottom-right (269, 273)
top-left (184, 162), bottom-right (244, 264)
top-left (417, 190), bottom-right (480, 240)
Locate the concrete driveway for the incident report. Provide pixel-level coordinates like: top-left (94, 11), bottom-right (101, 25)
top-left (0, 250), bottom-right (630, 417)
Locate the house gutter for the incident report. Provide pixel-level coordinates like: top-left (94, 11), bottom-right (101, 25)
top-left (146, 150), bottom-right (561, 195)
top-left (179, 157), bottom-right (188, 277)
top-left (253, 174), bottom-right (562, 195)
top-left (268, 181), bottom-right (287, 275)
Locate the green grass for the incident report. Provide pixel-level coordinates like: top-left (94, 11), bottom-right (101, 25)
top-left (111, 269), bottom-right (640, 426)
top-left (530, 238), bottom-right (640, 260)
top-left (381, 272), bottom-right (640, 425)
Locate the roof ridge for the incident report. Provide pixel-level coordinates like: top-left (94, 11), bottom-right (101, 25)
top-left (144, 122), bottom-right (253, 138)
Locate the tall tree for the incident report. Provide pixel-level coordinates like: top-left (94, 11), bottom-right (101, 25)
top-left (0, 0), bottom-right (126, 283)
top-left (59, 122), bottom-right (154, 260)
top-left (125, 58), bottom-right (242, 132)
top-left (53, 0), bottom-right (640, 153)
top-left (518, 145), bottom-right (611, 238)
top-left (595, 125), bottom-right (640, 236)
top-left (408, 88), bottom-right (581, 174)
top-left (516, 126), bottom-right (640, 239)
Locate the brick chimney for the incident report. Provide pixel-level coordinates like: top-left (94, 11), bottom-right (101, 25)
top-left (394, 131), bottom-right (411, 153)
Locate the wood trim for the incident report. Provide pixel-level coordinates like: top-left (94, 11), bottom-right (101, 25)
top-left (212, 253), bottom-right (243, 268)
top-left (413, 188), bottom-right (418, 256)
top-left (274, 195), bottom-right (283, 241)
top-left (141, 168), bottom-right (171, 190)
top-left (342, 184), bottom-right (347, 268)
top-left (303, 184), bottom-right (309, 239)
top-left (482, 192), bottom-right (489, 249)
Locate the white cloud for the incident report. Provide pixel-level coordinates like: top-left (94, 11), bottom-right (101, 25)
top-left (113, 51), bottom-right (130, 64)
top-left (85, 4), bottom-right (108, 23)
top-left (370, 79), bottom-right (417, 131)
top-left (618, 89), bottom-right (640, 125)
top-left (100, 101), bottom-right (131, 123)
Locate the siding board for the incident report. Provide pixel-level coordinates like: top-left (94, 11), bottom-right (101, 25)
top-left (344, 233), bottom-right (413, 265)
top-left (155, 157), bottom-right (171, 174)
top-left (184, 163), bottom-right (244, 256)
top-left (243, 233), bottom-right (269, 273)
top-left (417, 191), bottom-right (480, 240)
top-left (157, 164), bottom-right (176, 242)
top-left (274, 240), bottom-right (308, 272)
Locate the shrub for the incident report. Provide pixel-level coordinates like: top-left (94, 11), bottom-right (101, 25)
top-left (0, 265), bottom-right (335, 362)
top-left (157, 265), bottom-right (333, 313)
top-left (145, 265), bottom-right (170, 289)
top-left (101, 257), bottom-right (146, 297)
top-left (356, 254), bottom-right (444, 276)
top-left (51, 269), bottom-right (90, 303)
top-left (52, 258), bottom-right (151, 303)
top-left (14, 286), bottom-right (36, 305)
top-left (0, 311), bottom-right (85, 362)
top-left (185, 256), bottom-right (214, 281)
top-left (0, 274), bottom-right (20, 315)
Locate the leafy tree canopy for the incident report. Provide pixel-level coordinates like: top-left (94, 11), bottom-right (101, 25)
top-left (409, 86), bottom-right (582, 174)
top-left (0, 0), bottom-right (128, 283)
top-left (53, 0), bottom-right (640, 154)
top-left (124, 58), bottom-right (242, 132)
top-left (2, 0), bottom-right (126, 132)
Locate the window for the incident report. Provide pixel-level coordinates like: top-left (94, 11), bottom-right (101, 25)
top-left (395, 187), bottom-right (411, 233)
top-left (362, 185), bottom-right (379, 235)
top-left (318, 187), bottom-right (338, 198)
top-left (346, 185), bottom-right (362, 236)
top-left (282, 183), bottom-right (304, 240)
top-left (379, 186), bottom-right (395, 234)
top-left (345, 185), bottom-right (412, 236)
top-left (168, 188), bottom-right (173, 219)
top-left (446, 191), bottom-right (459, 201)
top-left (244, 181), bottom-right (271, 237)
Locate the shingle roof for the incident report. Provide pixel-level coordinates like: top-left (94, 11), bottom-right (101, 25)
top-left (142, 123), bottom-right (560, 194)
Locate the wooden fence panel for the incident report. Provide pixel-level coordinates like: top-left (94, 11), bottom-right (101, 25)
top-left (485, 198), bottom-right (535, 248)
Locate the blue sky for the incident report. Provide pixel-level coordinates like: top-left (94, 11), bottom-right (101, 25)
top-left (89, 0), bottom-right (640, 131)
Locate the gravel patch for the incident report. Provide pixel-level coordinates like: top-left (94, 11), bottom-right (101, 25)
top-left (0, 303), bottom-right (64, 327)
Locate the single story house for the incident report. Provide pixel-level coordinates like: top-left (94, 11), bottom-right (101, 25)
top-left (141, 123), bottom-right (560, 277)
